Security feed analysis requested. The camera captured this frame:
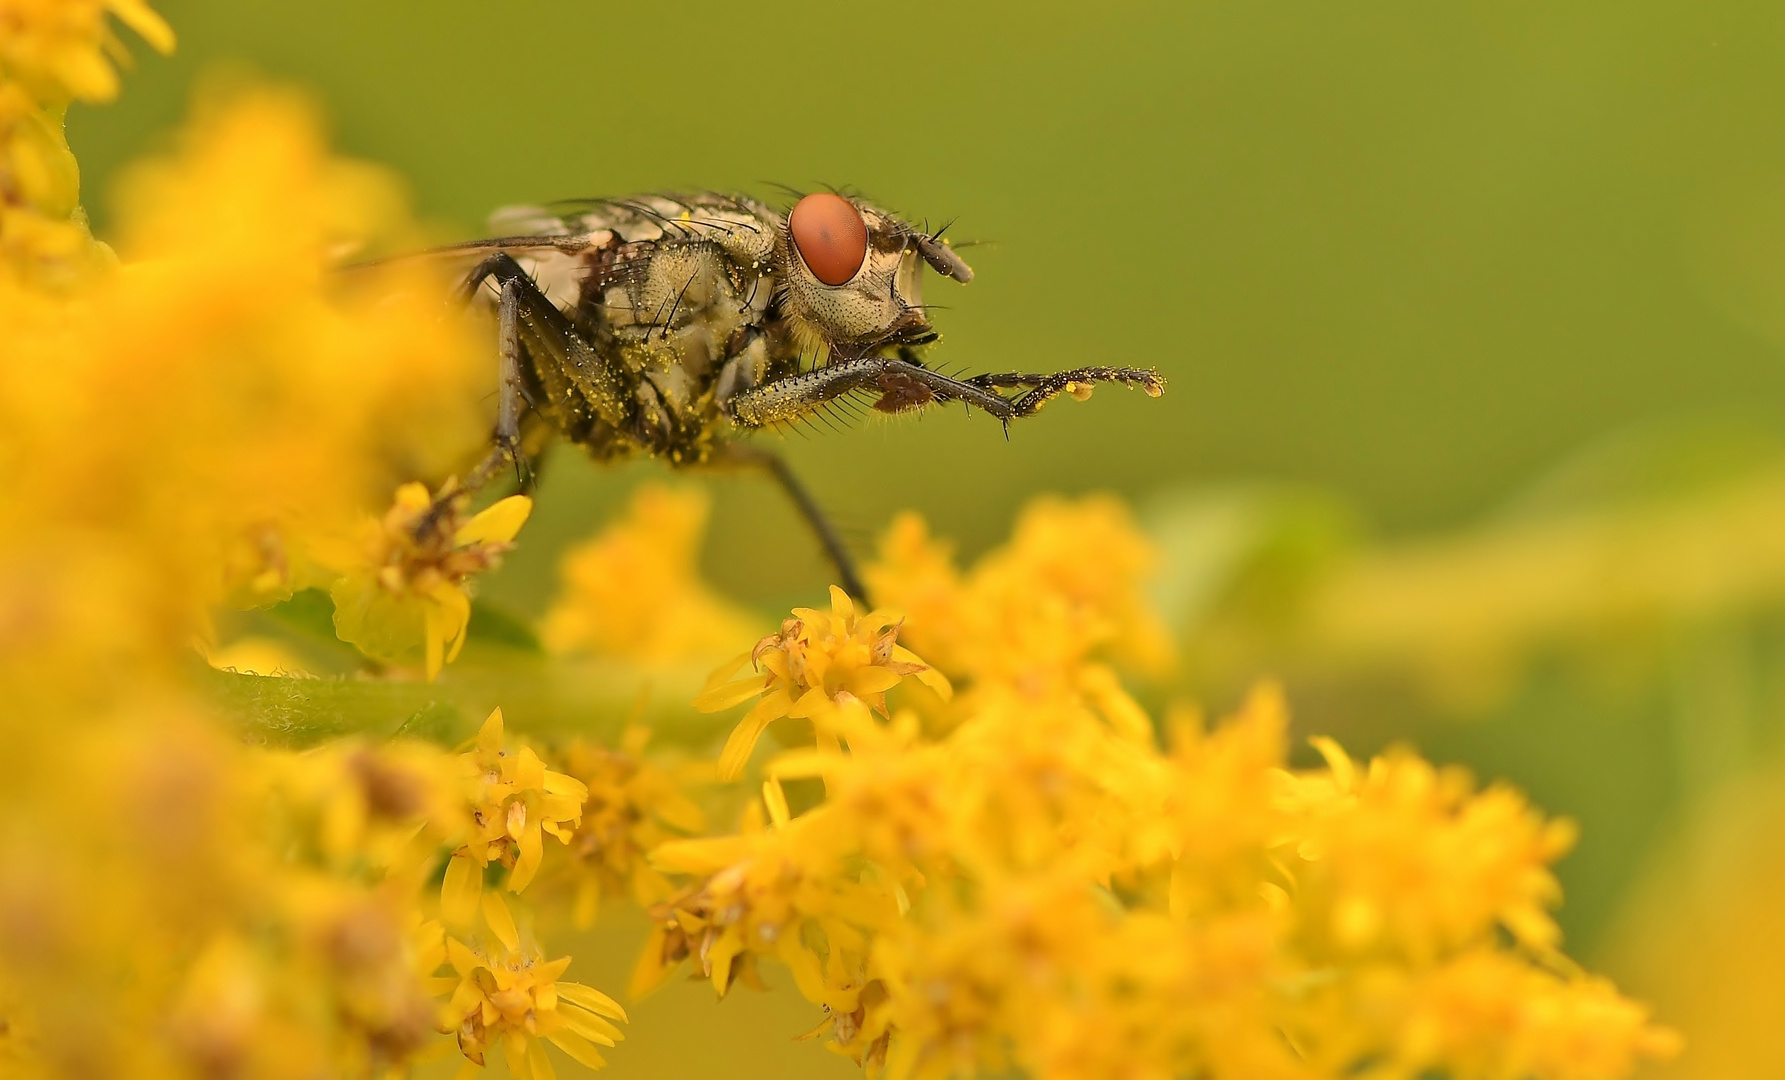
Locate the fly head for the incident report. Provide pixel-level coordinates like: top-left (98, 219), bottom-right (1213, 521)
top-left (777, 192), bottom-right (974, 360)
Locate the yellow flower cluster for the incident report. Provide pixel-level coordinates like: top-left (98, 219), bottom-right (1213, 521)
top-left (663, 519), bottom-right (1679, 1080)
top-left (0, 4), bottom-right (625, 1074)
top-left (868, 496), bottom-right (1174, 700)
top-left (0, 3), bottom-right (1680, 1077)
top-left (0, 83), bottom-right (496, 698)
top-left (0, 0), bottom-right (172, 281)
top-left (549, 726), bottom-right (708, 926)
top-left (543, 485), bottom-right (759, 665)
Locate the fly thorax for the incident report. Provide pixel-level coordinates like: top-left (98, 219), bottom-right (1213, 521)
top-left (634, 245), bottom-right (728, 330)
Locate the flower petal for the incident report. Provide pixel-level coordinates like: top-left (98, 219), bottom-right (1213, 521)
top-left (558, 981), bottom-right (629, 1022)
top-left (481, 891), bottom-right (519, 952)
top-left (441, 853), bottom-right (483, 928)
top-left (509, 819), bottom-right (545, 892)
top-left (477, 709), bottom-right (506, 755)
top-left (693, 674), bottom-right (773, 713)
top-left (850, 666), bottom-right (903, 695)
top-left (455, 494), bottom-right (533, 546)
top-left (548, 1030), bottom-right (608, 1069)
top-left (717, 693), bottom-right (791, 781)
top-left (526, 1038), bottom-right (556, 1080)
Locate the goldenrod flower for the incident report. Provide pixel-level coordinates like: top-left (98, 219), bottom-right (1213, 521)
top-left (0, 7), bottom-right (1683, 1071)
top-left (542, 485), bottom-right (760, 664)
top-left (442, 710), bottom-right (588, 932)
top-left (641, 796), bottom-right (896, 1002)
top-left (768, 705), bottom-right (950, 882)
top-left (0, 88), bottom-right (489, 695)
top-left (1287, 737), bottom-right (1577, 960)
top-left (331, 486), bottom-right (532, 680)
top-left (430, 933), bottom-right (627, 1077)
top-left (551, 727), bottom-right (707, 927)
top-left (261, 737), bottom-right (463, 881)
top-left (1364, 949), bottom-right (1684, 1080)
top-left (867, 496), bottom-right (1174, 693)
top-left (0, 0), bottom-right (174, 282)
top-left (696, 585), bottom-right (950, 780)
top-left (0, 0), bottom-right (174, 103)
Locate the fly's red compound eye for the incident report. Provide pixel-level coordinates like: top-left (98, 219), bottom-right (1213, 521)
top-left (789, 193), bottom-right (868, 286)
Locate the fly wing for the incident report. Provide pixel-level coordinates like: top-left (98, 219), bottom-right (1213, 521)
top-left (390, 233), bottom-right (604, 315)
top-left (524, 193), bottom-right (779, 266)
top-left (358, 194), bottom-right (779, 319)
top-left (482, 194), bottom-right (780, 319)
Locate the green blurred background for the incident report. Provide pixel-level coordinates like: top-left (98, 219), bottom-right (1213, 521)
top-left (75, 2), bottom-right (1785, 1073)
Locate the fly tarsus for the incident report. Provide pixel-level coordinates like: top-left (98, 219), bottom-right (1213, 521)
top-left (966, 366), bottom-right (1164, 417)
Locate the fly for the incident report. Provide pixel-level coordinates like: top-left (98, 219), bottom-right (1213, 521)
top-left (429, 190), bottom-right (1163, 599)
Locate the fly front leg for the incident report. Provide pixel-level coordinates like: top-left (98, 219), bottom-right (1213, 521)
top-left (726, 355), bottom-right (1018, 430)
top-left (965, 366), bottom-right (1165, 418)
top-left (726, 357), bottom-right (1164, 434)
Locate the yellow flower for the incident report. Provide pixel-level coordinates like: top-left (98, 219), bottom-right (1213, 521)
top-left (1365, 949), bottom-right (1683, 1080)
top-left (1139, 686), bottom-right (1295, 916)
top-left (0, 0), bottom-right (174, 282)
top-left (0, 0), bottom-right (174, 104)
top-left (330, 486), bottom-right (532, 680)
top-left (260, 737), bottom-right (462, 882)
top-left (428, 932), bottom-right (627, 1078)
top-left (695, 585), bottom-right (950, 780)
top-left (1286, 738), bottom-right (1578, 961)
top-left (441, 710), bottom-right (588, 933)
top-left (641, 796), bottom-right (896, 1003)
top-left (542, 485), bottom-right (761, 664)
top-left (865, 873), bottom-right (1121, 1080)
top-left (767, 705), bottom-right (951, 882)
top-left (551, 727), bottom-right (707, 927)
top-left (279, 883), bottom-right (445, 1074)
top-left (0, 88), bottom-right (490, 694)
top-left (867, 496), bottom-right (1174, 693)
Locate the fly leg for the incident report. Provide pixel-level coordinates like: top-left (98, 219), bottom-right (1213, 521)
top-left (964, 366), bottom-right (1165, 417)
top-left (726, 355), bottom-right (1018, 430)
top-left (418, 252), bottom-right (631, 537)
top-left (454, 253), bottom-right (637, 486)
top-left (470, 270), bottom-right (534, 492)
top-left (726, 356), bottom-right (1163, 433)
top-left (714, 443), bottom-right (870, 603)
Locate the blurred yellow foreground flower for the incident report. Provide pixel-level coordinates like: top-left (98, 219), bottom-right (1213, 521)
top-left (0, 3), bottom-right (1680, 1078)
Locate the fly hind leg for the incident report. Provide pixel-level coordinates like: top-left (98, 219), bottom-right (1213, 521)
top-left (450, 252), bottom-right (553, 497)
top-left (475, 269), bottom-right (534, 492)
top-left (418, 252), bottom-right (626, 539)
top-left (446, 252), bottom-right (632, 498)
